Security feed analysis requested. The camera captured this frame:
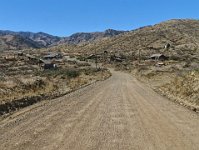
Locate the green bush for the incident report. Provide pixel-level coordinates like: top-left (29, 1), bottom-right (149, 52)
top-left (65, 69), bottom-right (80, 78)
top-left (77, 56), bottom-right (86, 61)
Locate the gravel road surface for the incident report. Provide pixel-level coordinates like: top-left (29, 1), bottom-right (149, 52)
top-left (0, 70), bottom-right (199, 150)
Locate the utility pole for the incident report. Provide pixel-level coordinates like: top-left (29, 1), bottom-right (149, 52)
top-left (138, 39), bottom-right (141, 64)
top-left (103, 51), bottom-right (108, 66)
top-left (95, 49), bottom-right (97, 69)
top-left (138, 49), bottom-right (141, 64)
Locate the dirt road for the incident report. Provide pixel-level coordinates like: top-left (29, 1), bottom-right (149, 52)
top-left (0, 70), bottom-right (199, 150)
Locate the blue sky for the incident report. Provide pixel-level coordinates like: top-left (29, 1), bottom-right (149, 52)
top-left (0, 0), bottom-right (198, 36)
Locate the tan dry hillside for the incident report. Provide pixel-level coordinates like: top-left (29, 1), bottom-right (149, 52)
top-left (0, 35), bottom-right (42, 51)
top-left (55, 19), bottom-right (199, 60)
top-left (0, 29), bottom-right (125, 51)
top-left (159, 71), bottom-right (199, 110)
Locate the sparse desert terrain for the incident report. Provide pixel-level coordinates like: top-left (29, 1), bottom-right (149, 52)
top-left (0, 50), bottom-right (111, 115)
top-left (0, 19), bottom-right (199, 150)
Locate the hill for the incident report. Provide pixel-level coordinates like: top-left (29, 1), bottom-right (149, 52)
top-left (0, 34), bottom-right (43, 51)
top-left (59, 19), bottom-right (199, 61)
top-left (57, 29), bottom-right (126, 45)
top-left (0, 29), bottom-right (126, 51)
top-left (0, 30), bottom-right (61, 50)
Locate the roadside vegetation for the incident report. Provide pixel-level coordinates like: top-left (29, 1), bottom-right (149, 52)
top-left (159, 71), bottom-right (199, 111)
top-left (0, 51), bottom-right (111, 115)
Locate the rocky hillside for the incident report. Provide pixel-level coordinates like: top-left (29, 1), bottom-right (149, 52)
top-left (0, 30), bottom-right (61, 50)
top-left (0, 29), bottom-right (126, 51)
top-left (0, 34), bottom-right (42, 51)
top-left (60, 19), bottom-right (199, 61)
top-left (17, 32), bottom-right (61, 47)
top-left (58, 29), bottom-right (126, 45)
top-left (2, 19), bottom-right (199, 55)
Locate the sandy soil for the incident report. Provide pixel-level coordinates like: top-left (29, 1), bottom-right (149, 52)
top-left (0, 70), bottom-right (199, 150)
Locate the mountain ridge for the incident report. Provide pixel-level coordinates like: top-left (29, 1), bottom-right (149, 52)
top-left (1, 19), bottom-right (199, 53)
top-left (52, 19), bottom-right (199, 62)
top-left (0, 29), bottom-right (126, 51)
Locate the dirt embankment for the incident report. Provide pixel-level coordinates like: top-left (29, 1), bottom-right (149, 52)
top-left (159, 71), bottom-right (199, 111)
top-left (131, 63), bottom-right (199, 112)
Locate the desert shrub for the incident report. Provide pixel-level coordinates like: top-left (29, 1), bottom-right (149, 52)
top-left (83, 67), bottom-right (106, 75)
top-left (137, 65), bottom-right (149, 72)
top-left (169, 55), bottom-right (181, 61)
top-left (65, 69), bottom-right (80, 78)
top-left (76, 62), bottom-right (91, 67)
top-left (161, 71), bottom-right (199, 107)
top-left (67, 60), bottom-right (77, 65)
top-left (35, 69), bottom-right (58, 77)
top-left (0, 75), bottom-right (6, 81)
top-left (35, 68), bottom-right (80, 79)
top-left (21, 79), bottom-right (46, 90)
top-left (83, 68), bottom-right (98, 75)
top-left (69, 55), bottom-right (75, 58)
top-left (77, 56), bottom-right (87, 61)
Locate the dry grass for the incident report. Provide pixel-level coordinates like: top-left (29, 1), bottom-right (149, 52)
top-left (159, 71), bottom-right (199, 110)
top-left (0, 67), bottom-right (111, 106)
top-left (0, 77), bottom-right (56, 105)
top-left (130, 61), bottom-right (199, 111)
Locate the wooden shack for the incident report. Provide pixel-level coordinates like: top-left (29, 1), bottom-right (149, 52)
top-left (150, 54), bottom-right (168, 61)
top-left (43, 53), bottom-right (63, 60)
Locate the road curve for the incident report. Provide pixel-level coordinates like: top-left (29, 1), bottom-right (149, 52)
top-left (0, 70), bottom-right (199, 150)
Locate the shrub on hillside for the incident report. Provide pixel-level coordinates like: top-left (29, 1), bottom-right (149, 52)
top-left (35, 68), bottom-right (80, 79)
top-left (65, 69), bottom-right (80, 78)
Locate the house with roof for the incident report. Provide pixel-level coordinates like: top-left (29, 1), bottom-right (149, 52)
top-left (150, 54), bottom-right (168, 61)
top-left (43, 53), bottom-right (63, 60)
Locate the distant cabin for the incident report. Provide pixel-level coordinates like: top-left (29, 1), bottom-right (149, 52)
top-left (43, 53), bottom-right (63, 60)
top-left (17, 52), bottom-right (23, 56)
top-left (4, 55), bottom-right (16, 61)
top-left (110, 54), bottom-right (123, 62)
top-left (87, 54), bottom-right (101, 59)
top-left (39, 59), bottom-right (57, 69)
top-left (150, 54), bottom-right (168, 61)
top-left (43, 62), bottom-right (57, 70)
top-left (87, 54), bottom-right (96, 59)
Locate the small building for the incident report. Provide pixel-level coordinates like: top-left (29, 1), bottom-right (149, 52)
top-left (43, 53), bottom-right (62, 60)
top-left (4, 55), bottom-right (16, 61)
top-left (39, 59), bottom-right (57, 69)
top-left (110, 54), bottom-right (124, 62)
top-left (43, 63), bottom-right (57, 70)
top-left (150, 54), bottom-right (168, 61)
top-left (87, 54), bottom-right (96, 59)
top-left (114, 57), bottom-right (123, 62)
top-left (17, 52), bottom-right (24, 56)
top-left (155, 62), bottom-right (165, 67)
